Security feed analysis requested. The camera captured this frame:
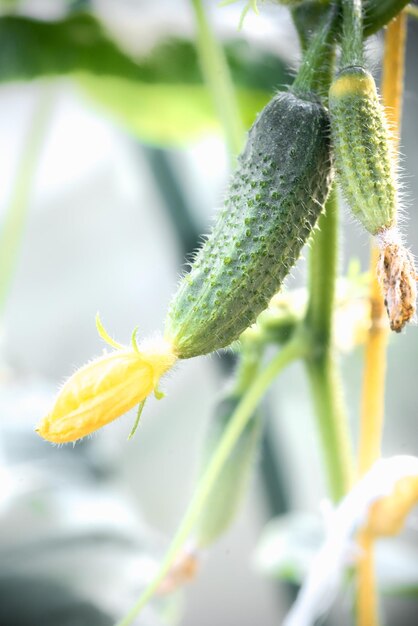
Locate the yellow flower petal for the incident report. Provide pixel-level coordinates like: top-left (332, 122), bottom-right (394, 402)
top-left (37, 338), bottom-right (176, 444)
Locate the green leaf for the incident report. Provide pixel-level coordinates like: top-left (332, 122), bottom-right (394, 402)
top-left (0, 13), bottom-right (143, 82)
top-left (0, 12), bottom-right (289, 145)
top-left (77, 76), bottom-right (271, 145)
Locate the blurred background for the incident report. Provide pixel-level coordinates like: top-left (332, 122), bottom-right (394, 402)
top-left (0, 1), bottom-right (418, 625)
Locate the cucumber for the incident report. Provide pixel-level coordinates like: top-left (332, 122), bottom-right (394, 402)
top-left (329, 65), bottom-right (416, 331)
top-left (165, 91), bottom-right (332, 359)
top-left (329, 66), bottom-right (397, 236)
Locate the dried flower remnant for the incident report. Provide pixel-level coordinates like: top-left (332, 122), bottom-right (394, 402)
top-left (375, 229), bottom-right (417, 332)
top-left (157, 547), bottom-right (199, 595)
top-left (36, 316), bottom-right (176, 443)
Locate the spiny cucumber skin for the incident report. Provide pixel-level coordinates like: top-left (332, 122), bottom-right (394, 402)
top-left (329, 66), bottom-right (398, 236)
top-left (165, 91), bottom-right (332, 359)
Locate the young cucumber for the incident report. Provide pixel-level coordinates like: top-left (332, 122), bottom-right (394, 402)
top-left (165, 91), bottom-right (332, 359)
top-left (329, 65), bottom-right (416, 331)
top-left (329, 66), bottom-right (397, 236)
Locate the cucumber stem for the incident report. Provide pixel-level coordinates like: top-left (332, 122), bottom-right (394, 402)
top-left (341, 0), bottom-right (364, 67)
top-left (305, 352), bottom-right (353, 500)
top-left (292, 3), bottom-right (338, 97)
top-left (190, 0), bottom-right (244, 157)
top-left (305, 189), bottom-right (354, 501)
top-left (306, 187), bottom-right (338, 344)
top-left (292, 8), bottom-right (354, 502)
top-left (115, 335), bottom-right (309, 626)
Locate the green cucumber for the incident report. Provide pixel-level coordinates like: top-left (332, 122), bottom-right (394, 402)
top-left (330, 0), bottom-right (416, 333)
top-left (329, 66), bottom-right (397, 236)
top-left (165, 91), bottom-right (332, 358)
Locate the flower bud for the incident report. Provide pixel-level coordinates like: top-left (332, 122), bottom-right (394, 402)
top-left (37, 333), bottom-right (176, 444)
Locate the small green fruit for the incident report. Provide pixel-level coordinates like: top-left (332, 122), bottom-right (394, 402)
top-left (329, 66), bottom-right (397, 236)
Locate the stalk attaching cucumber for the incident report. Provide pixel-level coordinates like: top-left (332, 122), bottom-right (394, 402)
top-left (195, 394), bottom-right (262, 548)
top-left (165, 91), bottom-right (332, 358)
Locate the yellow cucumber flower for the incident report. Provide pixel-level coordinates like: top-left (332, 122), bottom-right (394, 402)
top-left (36, 315), bottom-right (177, 444)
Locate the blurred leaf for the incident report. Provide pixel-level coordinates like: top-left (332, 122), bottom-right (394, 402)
top-left (0, 13), bottom-right (143, 82)
top-left (77, 77), bottom-right (271, 145)
top-left (255, 512), bottom-right (418, 598)
top-left (254, 512), bottom-right (323, 584)
top-left (376, 539), bottom-right (418, 596)
top-left (0, 12), bottom-right (289, 145)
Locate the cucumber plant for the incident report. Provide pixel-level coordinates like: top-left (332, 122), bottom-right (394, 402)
top-left (31, 1), bottom-right (418, 626)
top-left (38, 7), bottom-right (337, 443)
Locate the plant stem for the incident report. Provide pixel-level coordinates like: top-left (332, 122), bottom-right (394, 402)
top-left (0, 86), bottom-right (53, 316)
top-left (294, 9), bottom-right (354, 503)
top-left (341, 0), bottom-right (364, 68)
top-left (306, 188), bottom-right (338, 345)
top-left (115, 335), bottom-right (309, 626)
top-left (356, 13), bottom-right (406, 626)
top-left (292, 4), bottom-right (338, 98)
top-left (190, 0), bottom-right (244, 157)
top-left (305, 188), bottom-right (354, 502)
top-left (305, 351), bottom-right (353, 501)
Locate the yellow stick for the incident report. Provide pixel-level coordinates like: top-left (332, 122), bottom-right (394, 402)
top-left (356, 12), bottom-right (407, 626)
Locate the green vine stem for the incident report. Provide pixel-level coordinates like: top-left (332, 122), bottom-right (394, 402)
top-left (304, 189), bottom-right (354, 501)
top-left (306, 188), bottom-right (338, 343)
top-left (115, 334), bottom-right (310, 626)
top-left (341, 0), bottom-right (364, 67)
top-left (305, 352), bottom-right (354, 499)
top-left (190, 0), bottom-right (244, 157)
top-left (0, 86), bottom-right (53, 316)
top-left (292, 3), bottom-right (339, 98)
top-left (291, 3), bottom-right (354, 502)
